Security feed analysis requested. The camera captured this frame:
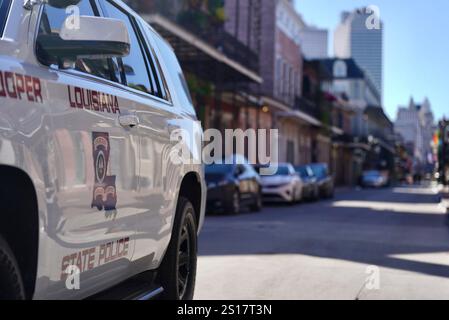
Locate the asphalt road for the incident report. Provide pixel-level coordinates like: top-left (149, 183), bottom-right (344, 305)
top-left (195, 185), bottom-right (449, 300)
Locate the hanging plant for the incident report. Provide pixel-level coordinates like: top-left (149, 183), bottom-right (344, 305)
top-left (185, 73), bottom-right (213, 97)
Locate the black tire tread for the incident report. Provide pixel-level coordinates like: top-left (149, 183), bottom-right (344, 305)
top-left (0, 235), bottom-right (25, 300)
top-left (250, 191), bottom-right (262, 212)
top-left (158, 197), bottom-right (197, 300)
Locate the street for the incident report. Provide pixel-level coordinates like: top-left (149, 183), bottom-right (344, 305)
top-left (195, 185), bottom-right (449, 300)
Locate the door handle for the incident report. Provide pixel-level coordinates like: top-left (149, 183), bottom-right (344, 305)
top-left (119, 114), bottom-right (139, 128)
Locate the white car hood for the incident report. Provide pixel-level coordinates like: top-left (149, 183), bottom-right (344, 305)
top-left (260, 175), bottom-right (292, 186)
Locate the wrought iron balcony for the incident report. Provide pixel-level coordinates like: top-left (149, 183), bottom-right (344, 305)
top-left (125, 0), bottom-right (259, 74)
top-left (293, 96), bottom-right (320, 119)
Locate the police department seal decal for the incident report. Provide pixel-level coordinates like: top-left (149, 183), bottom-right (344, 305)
top-left (91, 132), bottom-right (117, 211)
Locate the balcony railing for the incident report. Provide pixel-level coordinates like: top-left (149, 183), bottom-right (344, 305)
top-left (126, 0), bottom-right (259, 74)
top-left (294, 96), bottom-right (320, 119)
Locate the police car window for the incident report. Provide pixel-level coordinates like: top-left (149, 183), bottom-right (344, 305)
top-left (102, 1), bottom-right (154, 95)
top-left (36, 0), bottom-right (118, 82)
top-left (142, 26), bottom-right (171, 101)
top-left (154, 35), bottom-right (196, 114)
top-left (0, 0), bottom-right (11, 37)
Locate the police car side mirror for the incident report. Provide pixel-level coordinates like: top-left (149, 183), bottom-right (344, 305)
top-left (36, 16), bottom-right (130, 68)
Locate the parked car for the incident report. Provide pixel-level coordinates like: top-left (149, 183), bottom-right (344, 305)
top-left (310, 163), bottom-right (334, 198)
top-left (205, 158), bottom-right (262, 214)
top-left (295, 165), bottom-right (319, 201)
top-left (254, 163), bottom-right (303, 204)
top-left (0, 0), bottom-right (206, 300)
top-left (361, 170), bottom-right (389, 188)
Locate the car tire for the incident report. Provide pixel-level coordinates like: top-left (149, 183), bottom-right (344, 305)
top-left (227, 190), bottom-right (240, 215)
top-left (250, 190), bottom-right (262, 212)
top-left (0, 235), bottom-right (25, 300)
top-left (158, 197), bottom-right (197, 300)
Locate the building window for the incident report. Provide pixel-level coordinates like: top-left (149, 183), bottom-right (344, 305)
top-left (295, 72), bottom-right (301, 96)
top-left (284, 63), bottom-right (289, 101)
top-left (333, 60), bottom-right (347, 78)
top-left (276, 58), bottom-right (282, 96)
top-left (289, 67), bottom-right (293, 101)
top-left (287, 140), bottom-right (295, 164)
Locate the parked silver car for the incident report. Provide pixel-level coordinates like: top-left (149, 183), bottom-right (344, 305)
top-left (254, 164), bottom-right (303, 204)
top-left (361, 170), bottom-right (389, 188)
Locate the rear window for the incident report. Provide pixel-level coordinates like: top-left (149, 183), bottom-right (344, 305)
top-left (0, 0), bottom-right (11, 37)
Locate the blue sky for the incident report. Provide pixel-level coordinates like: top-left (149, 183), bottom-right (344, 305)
top-left (295, 0), bottom-right (448, 121)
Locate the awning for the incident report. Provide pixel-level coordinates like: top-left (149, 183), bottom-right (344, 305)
top-left (331, 126), bottom-right (344, 136)
top-left (262, 96), bottom-right (322, 127)
top-left (143, 14), bottom-right (263, 84)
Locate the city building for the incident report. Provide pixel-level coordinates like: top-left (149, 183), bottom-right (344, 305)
top-left (316, 58), bottom-right (381, 139)
top-left (299, 25), bottom-right (328, 59)
top-left (395, 98), bottom-right (436, 173)
top-left (394, 133), bottom-right (413, 183)
top-left (334, 8), bottom-right (383, 99)
top-left (436, 120), bottom-right (449, 185)
top-left (305, 57), bottom-right (394, 184)
top-left (363, 106), bottom-right (395, 173)
top-left (225, 0), bottom-right (322, 165)
top-left (125, 0), bottom-right (264, 136)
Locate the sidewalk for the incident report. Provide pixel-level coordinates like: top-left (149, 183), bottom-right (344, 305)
top-left (438, 185), bottom-right (449, 214)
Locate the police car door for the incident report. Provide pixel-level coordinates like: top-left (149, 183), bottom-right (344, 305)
top-left (99, 1), bottom-right (178, 270)
top-left (34, 0), bottom-right (140, 299)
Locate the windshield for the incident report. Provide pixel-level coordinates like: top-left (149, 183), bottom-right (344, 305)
top-left (364, 171), bottom-right (381, 177)
top-left (310, 164), bottom-right (328, 179)
top-left (205, 164), bottom-right (233, 175)
top-left (295, 166), bottom-right (310, 178)
top-left (0, 0), bottom-right (11, 37)
top-left (275, 166), bottom-right (291, 176)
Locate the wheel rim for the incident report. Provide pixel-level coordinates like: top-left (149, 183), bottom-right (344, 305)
top-left (178, 223), bottom-right (191, 299)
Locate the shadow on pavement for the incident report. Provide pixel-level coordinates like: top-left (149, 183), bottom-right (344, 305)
top-left (199, 186), bottom-right (449, 279)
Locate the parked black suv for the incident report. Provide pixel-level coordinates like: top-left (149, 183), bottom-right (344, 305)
top-left (310, 163), bottom-right (335, 198)
top-left (295, 165), bottom-right (319, 201)
top-left (205, 160), bottom-right (262, 214)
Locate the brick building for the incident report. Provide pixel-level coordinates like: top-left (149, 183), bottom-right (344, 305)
top-left (225, 0), bottom-right (321, 165)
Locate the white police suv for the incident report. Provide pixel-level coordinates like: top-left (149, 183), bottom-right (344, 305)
top-left (0, 0), bottom-right (205, 300)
